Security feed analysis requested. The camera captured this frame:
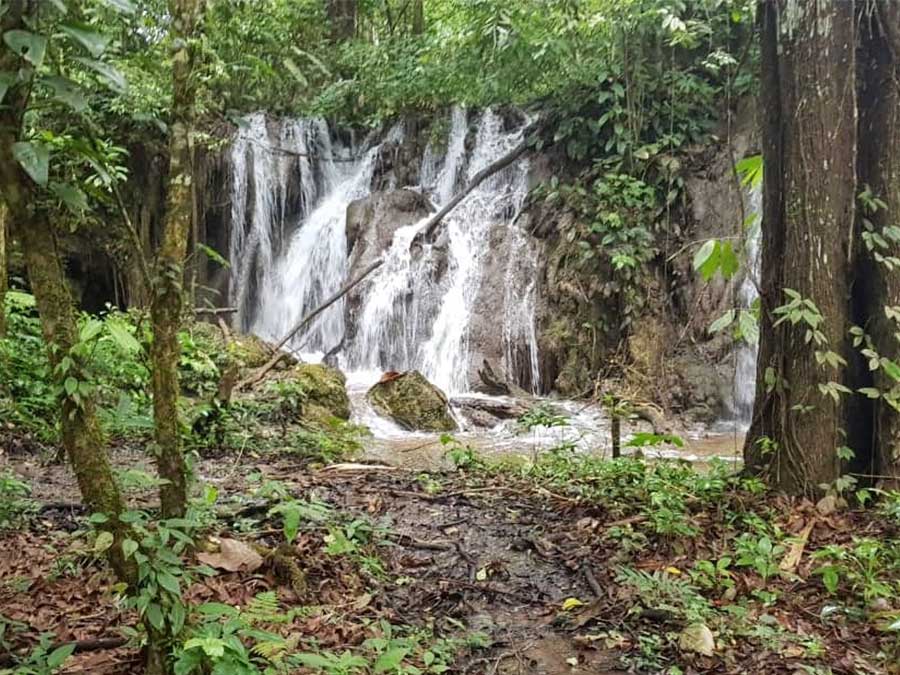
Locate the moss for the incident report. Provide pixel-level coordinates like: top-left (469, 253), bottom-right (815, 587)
top-left (366, 371), bottom-right (457, 432)
top-left (291, 363), bottom-right (351, 422)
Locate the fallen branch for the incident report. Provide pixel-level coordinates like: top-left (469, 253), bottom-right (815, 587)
top-left (413, 117), bottom-right (544, 246)
top-left (195, 306), bottom-right (238, 315)
top-left (237, 259), bottom-right (384, 390)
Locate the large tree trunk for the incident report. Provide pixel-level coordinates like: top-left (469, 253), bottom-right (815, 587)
top-left (327, 0), bottom-right (357, 41)
top-left (857, 1), bottom-right (900, 487)
top-left (150, 0), bottom-right (207, 520)
top-left (745, 0), bottom-right (858, 494)
top-left (0, 0), bottom-right (134, 583)
top-left (412, 0), bottom-right (425, 35)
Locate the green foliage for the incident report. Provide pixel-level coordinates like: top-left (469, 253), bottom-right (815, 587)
top-left (0, 633), bottom-right (76, 675)
top-left (91, 508), bottom-right (203, 656)
top-left (0, 471), bottom-right (33, 530)
top-left (0, 291), bottom-right (56, 440)
top-left (812, 538), bottom-right (900, 603)
top-left (517, 403), bottom-right (569, 431)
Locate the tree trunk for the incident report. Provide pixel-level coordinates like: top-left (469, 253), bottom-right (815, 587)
top-left (0, 0), bottom-right (134, 584)
top-left (151, 0), bottom-right (206, 519)
top-left (857, 0), bottom-right (900, 487)
top-left (0, 203), bottom-right (7, 337)
top-left (412, 0), bottom-right (425, 35)
top-left (327, 0), bottom-right (357, 42)
top-left (745, 0), bottom-right (857, 494)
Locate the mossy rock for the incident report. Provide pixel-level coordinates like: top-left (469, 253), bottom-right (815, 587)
top-left (291, 363), bottom-right (351, 422)
top-left (366, 371), bottom-right (457, 432)
top-left (229, 333), bottom-right (272, 369)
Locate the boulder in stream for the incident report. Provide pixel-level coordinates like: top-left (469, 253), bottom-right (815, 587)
top-left (289, 363), bottom-right (351, 422)
top-left (366, 371), bottom-right (457, 432)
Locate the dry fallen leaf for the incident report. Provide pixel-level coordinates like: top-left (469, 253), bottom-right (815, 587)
top-left (779, 520), bottom-right (815, 573)
top-left (196, 537), bottom-right (263, 572)
top-left (679, 622), bottom-right (715, 656)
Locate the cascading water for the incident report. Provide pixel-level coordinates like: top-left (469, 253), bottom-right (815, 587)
top-left (230, 106), bottom-right (540, 394)
top-left (728, 186), bottom-right (762, 423)
top-left (228, 114), bottom-right (339, 331)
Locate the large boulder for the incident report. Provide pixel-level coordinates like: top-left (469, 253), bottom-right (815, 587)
top-left (366, 371), bottom-right (457, 432)
top-left (290, 363), bottom-right (351, 422)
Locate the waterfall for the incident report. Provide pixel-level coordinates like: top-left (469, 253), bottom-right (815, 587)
top-left (228, 107), bottom-right (541, 394)
top-left (729, 186), bottom-right (762, 423)
top-left (228, 114), bottom-right (338, 331)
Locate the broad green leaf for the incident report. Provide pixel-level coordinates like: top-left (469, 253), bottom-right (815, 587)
top-left (122, 538), bottom-right (139, 559)
top-left (94, 530), bottom-right (114, 554)
top-left (169, 602), bottom-right (186, 635)
top-left (145, 603), bottom-right (165, 631)
top-left (60, 22), bottom-right (111, 58)
top-left (709, 310), bottom-right (735, 334)
top-left (693, 239), bottom-right (718, 280)
top-left (882, 358), bottom-right (900, 382)
top-left (75, 57), bottom-right (127, 93)
top-left (156, 570), bottom-right (181, 596)
top-left (12, 141), bottom-right (50, 186)
top-left (64, 376), bottom-right (78, 396)
top-left (80, 317), bottom-right (104, 342)
top-left (43, 75), bottom-right (88, 112)
top-left (50, 181), bottom-right (89, 213)
top-left (106, 319), bottom-right (141, 353)
top-left (374, 647), bottom-right (409, 673)
top-left (3, 30), bottom-right (47, 67)
top-left (46, 643), bottom-right (76, 669)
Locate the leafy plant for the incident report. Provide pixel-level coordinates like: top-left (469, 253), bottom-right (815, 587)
top-left (0, 471), bottom-right (33, 530)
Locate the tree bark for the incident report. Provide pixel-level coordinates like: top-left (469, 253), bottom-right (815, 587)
top-left (327, 0), bottom-right (357, 42)
top-left (745, 0), bottom-right (857, 493)
top-left (0, 0), bottom-right (134, 584)
top-left (150, 0), bottom-right (206, 519)
top-left (857, 0), bottom-right (900, 487)
top-left (412, 0), bottom-right (425, 35)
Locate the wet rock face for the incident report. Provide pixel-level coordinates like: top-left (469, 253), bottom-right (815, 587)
top-left (346, 189), bottom-right (434, 269)
top-left (366, 371), bottom-right (457, 432)
top-left (290, 363), bottom-right (351, 422)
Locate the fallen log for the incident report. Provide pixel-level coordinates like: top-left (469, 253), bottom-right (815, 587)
top-left (237, 259), bottom-right (384, 390)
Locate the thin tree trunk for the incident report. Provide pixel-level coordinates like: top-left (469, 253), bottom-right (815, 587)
top-left (150, 0), bottom-right (206, 519)
top-left (745, 0), bottom-right (857, 494)
top-left (858, 0), bottom-right (900, 487)
top-left (0, 203), bottom-right (7, 337)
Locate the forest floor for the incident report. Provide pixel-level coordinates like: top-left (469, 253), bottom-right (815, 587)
top-left (1, 441), bottom-right (898, 675)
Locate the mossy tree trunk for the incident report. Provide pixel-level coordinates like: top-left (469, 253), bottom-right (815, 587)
top-left (0, 0), bottom-right (134, 582)
top-left (745, 0), bottom-right (857, 493)
top-left (858, 0), bottom-right (900, 487)
top-left (150, 0), bottom-right (207, 519)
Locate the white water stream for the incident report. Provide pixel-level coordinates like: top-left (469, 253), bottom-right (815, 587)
top-left (226, 109), bottom-right (745, 465)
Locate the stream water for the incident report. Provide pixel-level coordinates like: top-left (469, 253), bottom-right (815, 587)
top-left (227, 109), bottom-right (748, 467)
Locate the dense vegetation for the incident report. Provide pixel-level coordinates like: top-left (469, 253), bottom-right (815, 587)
top-left (1, 1), bottom-right (899, 674)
